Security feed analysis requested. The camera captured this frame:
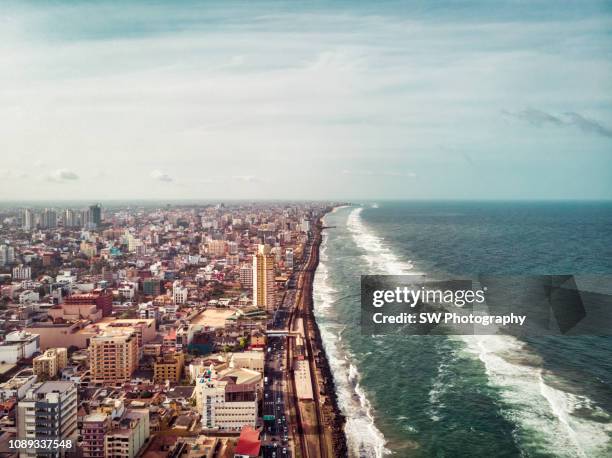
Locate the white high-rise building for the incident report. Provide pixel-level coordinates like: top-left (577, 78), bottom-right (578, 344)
top-left (41, 208), bottom-right (57, 229)
top-left (252, 244), bottom-right (275, 309)
top-left (23, 209), bottom-right (34, 231)
top-left (17, 381), bottom-right (78, 458)
top-left (12, 265), bottom-right (31, 280)
top-left (0, 244), bottom-right (15, 266)
top-left (61, 209), bottom-right (76, 228)
top-left (172, 280), bottom-right (188, 305)
top-left (285, 248), bottom-right (294, 270)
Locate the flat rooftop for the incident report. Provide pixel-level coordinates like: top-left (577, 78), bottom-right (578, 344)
top-left (35, 381), bottom-right (75, 394)
top-left (191, 308), bottom-right (235, 328)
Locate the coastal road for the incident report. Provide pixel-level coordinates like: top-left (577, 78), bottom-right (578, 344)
top-left (287, 217), bottom-right (336, 458)
top-left (265, 210), bottom-right (342, 458)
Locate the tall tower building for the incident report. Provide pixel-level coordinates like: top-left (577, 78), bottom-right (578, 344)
top-left (17, 381), bottom-right (78, 458)
top-left (89, 203), bottom-right (102, 226)
top-left (0, 244), bottom-right (15, 266)
top-left (23, 208), bottom-right (34, 231)
top-left (61, 209), bottom-right (76, 228)
top-left (240, 263), bottom-right (253, 288)
top-left (89, 333), bottom-right (138, 384)
top-left (41, 208), bottom-right (57, 229)
top-left (252, 244), bottom-right (275, 309)
top-left (285, 248), bottom-right (294, 270)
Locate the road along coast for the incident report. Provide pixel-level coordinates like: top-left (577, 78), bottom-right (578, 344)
top-left (288, 207), bottom-right (348, 457)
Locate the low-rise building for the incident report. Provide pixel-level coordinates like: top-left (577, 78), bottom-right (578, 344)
top-left (230, 351), bottom-right (264, 373)
top-left (33, 348), bottom-right (68, 379)
top-left (0, 331), bottom-right (40, 364)
top-left (153, 351), bottom-right (185, 384)
top-left (105, 408), bottom-right (150, 458)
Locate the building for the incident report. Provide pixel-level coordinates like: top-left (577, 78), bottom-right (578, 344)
top-left (61, 209), bottom-right (77, 228)
top-left (85, 203), bottom-right (102, 229)
top-left (33, 348), bottom-right (68, 379)
top-left (230, 351), bottom-right (264, 373)
top-left (252, 245), bottom-right (275, 309)
top-left (0, 370), bottom-right (37, 401)
top-left (239, 264), bottom-right (252, 288)
top-left (207, 240), bottom-right (226, 257)
top-left (194, 367), bottom-right (260, 431)
top-left (0, 244), bottom-right (16, 266)
top-left (172, 280), bottom-right (188, 305)
top-left (105, 408), bottom-right (149, 458)
top-left (81, 412), bottom-right (110, 458)
top-left (64, 289), bottom-right (113, 317)
top-left (23, 209), bottom-right (34, 231)
top-left (41, 208), bottom-right (57, 229)
top-left (12, 265), bottom-right (32, 281)
top-left (0, 331), bottom-right (40, 364)
top-left (153, 351), bottom-right (185, 384)
top-left (89, 333), bottom-right (138, 385)
top-left (82, 403), bottom-right (149, 458)
top-left (17, 381), bottom-right (78, 458)
top-left (234, 425), bottom-right (262, 458)
top-left (285, 248), bottom-right (294, 270)
top-left (19, 290), bottom-right (39, 304)
top-left (80, 241), bottom-right (97, 258)
top-left (142, 279), bottom-right (161, 297)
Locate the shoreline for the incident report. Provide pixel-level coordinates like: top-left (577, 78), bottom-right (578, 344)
top-left (303, 206), bottom-right (349, 457)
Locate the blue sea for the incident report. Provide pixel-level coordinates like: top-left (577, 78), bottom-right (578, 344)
top-left (314, 202), bottom-right (612, 457)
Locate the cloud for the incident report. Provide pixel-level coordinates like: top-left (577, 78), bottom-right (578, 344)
top-left (33, 160), bottom-right (46, 168)
top-left (45, 169), bottom-right (79, 182)
top-left (231, 175), bottom-right (261, 183)
top-left (150, 170), bottom-right (173, 182)
top-left (341, 169), bottom-right (416, 178)
top-left (503, 108), bottom-right (564, 127)
top-left (563, 112), bottom-right (612, 138)
top-left (504, 109), bottom-right (612, 138)
top-left (0, 169), bottom-right (28, 179)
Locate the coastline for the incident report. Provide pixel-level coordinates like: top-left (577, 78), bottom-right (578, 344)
top-left (304, 206), bottom-right (349, 457)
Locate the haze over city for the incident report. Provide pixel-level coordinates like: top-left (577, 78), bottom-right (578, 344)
top-left (1, 0), bottom-right (611, 201)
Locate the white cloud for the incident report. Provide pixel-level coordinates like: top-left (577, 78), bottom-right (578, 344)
top-left (44, 169), bottom-right (79, 182)
top-left (0, 3), bottom-right (610, 199)
top-left (231, 175), bottom-right (261, 183)
top-left (150, 170), bottom-right (173, 182)
top-left (0, 169), bottom-right (28, 179)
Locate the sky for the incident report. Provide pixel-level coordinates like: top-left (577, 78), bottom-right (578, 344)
top-left (1, 0), bottom-right (611, 201)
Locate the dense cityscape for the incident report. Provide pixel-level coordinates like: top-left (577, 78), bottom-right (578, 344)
top-left (0, 202), bottom-right (346, 458)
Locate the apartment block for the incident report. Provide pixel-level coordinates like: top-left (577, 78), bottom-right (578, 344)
top-left (89, 333), bottom-right (138, 385)
top-left (17, 381), bottom-right (78, 458)
top-left (153, 351), bottom-right (185, 384)
top-left (33, 348), bottom-right (68, 379)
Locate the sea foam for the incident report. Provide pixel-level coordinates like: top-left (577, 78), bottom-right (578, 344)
top-left (313, 208), bottom-right (392, 457)
top-left (339, 205), bottom-right (611, 457)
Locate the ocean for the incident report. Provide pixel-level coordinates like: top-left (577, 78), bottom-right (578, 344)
top-left (314, 202), bottom-right (612, 458)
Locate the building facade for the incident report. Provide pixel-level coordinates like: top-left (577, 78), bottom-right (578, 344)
top-left (89, 333), bottom-right (138, 385)
top-left (33, 348), bottom-right (68, 379)
top-left (17, 381), bottom-right (78, 458)
top-left (252, 245), bottom-right (275, 309)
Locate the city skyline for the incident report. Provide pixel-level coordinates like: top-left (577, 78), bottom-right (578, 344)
top-left (1, 0), bottom-right (611, 201)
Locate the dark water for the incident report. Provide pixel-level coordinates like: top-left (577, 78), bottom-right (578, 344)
top-left (314, 202), bottom-right (612, 457)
